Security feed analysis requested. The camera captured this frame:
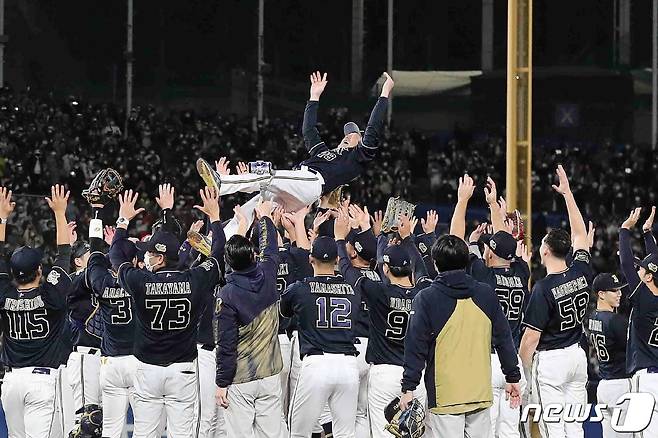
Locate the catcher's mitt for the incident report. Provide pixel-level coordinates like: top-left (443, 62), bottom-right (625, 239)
top-left (82, 168), bottom-right (123, 204)
top-left (187, 230), bottom-right (211, 257)
top-left (384, 397), bottom-right (426, 438)
top-left (69, 404), bottom-right (102, 438)
top-left (381, 197), bottom-right (416, 234)
top-left (507, 209), bottom-right (525, 241)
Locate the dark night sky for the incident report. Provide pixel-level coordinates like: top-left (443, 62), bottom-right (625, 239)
top-left (19, 0), bottom-right (656, 90)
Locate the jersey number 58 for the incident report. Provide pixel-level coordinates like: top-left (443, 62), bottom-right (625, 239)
top-left (557, 291), bottom-right (589, 331)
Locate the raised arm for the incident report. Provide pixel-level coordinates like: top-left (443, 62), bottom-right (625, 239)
top-left (46, 184), bottom-right (73, 271)
top-left (449, 174), bottom-right (475, 241)
top-left (643, 206), bottom-right (658, 255)
top-left (357, 73), bottom-right (394, 161)
top-left (302, 72), bottom-right (328, 156)
top-left (620, 208), bottom-right (642, 295)
top-left (193, 186), bottom-right (224, 261)
top-left (0, 187), bottom-right (15, 245)
top-left (335, 210), bottom-right (368, 286)
top-left (398, 215), bottom-right (428, 281)
top-left (552, 165), bottom-right (588, 251)
top-left (252, 200), bottom-right (278, 275)
top-left (484, 177), bottom-right (506, 233)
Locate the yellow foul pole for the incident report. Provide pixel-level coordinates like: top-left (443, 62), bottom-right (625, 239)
top-left (506, 0), bottom-right (532, 245)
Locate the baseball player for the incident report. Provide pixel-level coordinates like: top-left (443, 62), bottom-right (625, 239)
top-left (451, 176), bottom-right (530, 438)
top-left (281, 236), bottom-right (360, 438)
top-left (110, 186), bottom-right (225, 437)
top-left (400, 233), bottom-right (522, 437)
top-left (196, 71), bottom-right (394, 238)
top-left (618, 206), bottom-right (658, 436)
top-left (0, 185), bottom-right (73, 438)
top-left (214, 200), bottom-right (286, 438)
top-left (519, 165), bottom-right (592, 438)
top-left (415, 210), bottom-right (439, 280)
top-left (585, 273), bottom-right (631, 438)
top-left (66, 238), bottom-right (103, 435)
top-left (79, 198), bottom-right (137, 438)
top-left (336, 212), bottom-right (430, 438)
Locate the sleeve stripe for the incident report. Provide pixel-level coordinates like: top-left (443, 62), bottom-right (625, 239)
top-left (308, 141), bottom-right (325, 154)
top-left (522, 322), bottom-right (543, 332)
top-left (359, 140), bottom-right (377, 150)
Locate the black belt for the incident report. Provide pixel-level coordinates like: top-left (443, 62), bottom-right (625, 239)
top-left (200, 344), bottom-right (214, 352)
top-left (5, 367), bottom-right (52, 375)
top-left (303, 351), bottom-right (358, 359)
top-left (647, 366), bottom-right (658, 374)
top-left (75, 346), bottom-right (99, 355)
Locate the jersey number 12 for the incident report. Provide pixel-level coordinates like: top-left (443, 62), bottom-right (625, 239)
top-left (316, 296), bottom-right (352, 329)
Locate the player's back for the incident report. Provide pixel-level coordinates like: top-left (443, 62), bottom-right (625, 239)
top-left (68, 269), bottom-right (102, 348)
top-left (283, 274), bottom-right (359, 358)
top-left (119, 258), bottom-right (218, 365)
top-left (366, 277), bottom-right (431, 366)
top-left (524, 249), bottom-right (592, 351)
top-left (626, 284), bottom-right (658, 374)
top-left (354, 266), bottom-right (381, 339)
top-left (87, 252), bottom-right (135, 357)
top-left (469, 258), bottom-right (530, 349)
top-left (277, 244), bottom-right (312, 334)
top-left (0, 267), bottom-right (72, 368)
top-left (586, 310), bottom-right (629, 380)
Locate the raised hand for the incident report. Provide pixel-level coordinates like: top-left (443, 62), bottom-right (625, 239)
top-left (255, 199), bottom-right (275, 220)
top-left (215, 157), bottom-right (231, 176)
top-left (272, 206), bottom-right (284, 229)
top-left (68, 221), bottom-right (78, 245)
top-left (457, 174), bottom-right (475, 201)
top-left (551, 165), bottom-right (572, 196)
top-left (381, 72), bottom-right (395, 98)
top-left (309, 71), bottom-right (328, 101)
top-left (234, 205), bottom-right (249, 237)
top-left (118, 190), bottom-right (145, 222)
top-left (156, 183), bottom-right (175, 210)
top-left (193, 187), bottom-right (221, 222)
top-left (372, 210), bottom-right (384, 236)
top-left (621, 208), bottom-right (642, 230)
top-left (334, 209), bottom-right (351, 241)
top-left (46, 184), bottom-right (70, 215)
top-left (189, 220), bottom-right (204, 234)
top-left (349, 204), bottom-right (371, 231)
top-left (104, 226), bottom-right (116, 245)
top-left (236, 162), bottom-right (249, 175)
top-left (421, 210), bottom-right (439, 234)
top-left (484, 177), bottom-right (497, 205)
top-left (469, 223), bottom-right (487, 243)
top-left (0, 187), bottom-right (16, 219)
top-left (587, 221), bottom-right (596, 249)
top-left (313, 210), bottom-right (332, 232)
top-left (517, 241), bottom-right (532, 263)
top-left (643, 206), bottom-right (656, 232)
top-left (398, 215), bottom-right (418, 240)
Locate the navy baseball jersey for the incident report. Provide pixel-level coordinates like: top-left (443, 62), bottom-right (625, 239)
top-left (86, 238), bottom-right (135, 357)
top-left (415, 232), bottom-right (438, 279)
top-left (299, 97), bottom-right (388, 195)
top-left (353, 267), bottom-right (381, 339)
top-left (68, 270), bottom-right (102, 348)
top-left (276, 244), bottom-right (312, 334)
top-left (619, 229), bottom-right (658, 373)
top-left (523, 249), bottom-right (593, 351)
top-left (0, 246), bottom-right (73, 368)
top-left (586, 310), bottom-right (629, 380)
top-left (112, 223), bottom-right (224, 365)
top-left (469, 256), bottom-right (530, 349)
top-left (281, 274), bottom-right (359, 358)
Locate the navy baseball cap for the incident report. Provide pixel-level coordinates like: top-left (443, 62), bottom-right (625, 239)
top-left (382, 245), bottom-right (411, 269)
top-left (484, 231), bottom-right (517, 261)
top-left (346, 230), bottom-right (377, 261)
top-left (10, 246), bottom-right (43, 278)
top-left (343, 122), bottom-right (361, 136)
top-left (71, 241), bottom-right (91, 259)
top-left (109, 239), bottom-right (138, 270)
top-left (311, 236), bottom-right (337, 262)
top-left (144, 230), bottom-right (180, 259)
top-left (636, 254), bottom-right (658, 275)
top-left (592, 273), bottom-right (626, 293)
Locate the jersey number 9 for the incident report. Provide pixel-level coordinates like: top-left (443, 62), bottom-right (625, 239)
top-left (316, 296), bottom-right (352, 329)
top-left (385, 310), bottom-right (410, 341)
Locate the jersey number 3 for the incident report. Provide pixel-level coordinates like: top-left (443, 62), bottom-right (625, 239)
top-left (145, 298), bottom-right (191, 331)
top-left (316, 297), bottom-right (351, 329)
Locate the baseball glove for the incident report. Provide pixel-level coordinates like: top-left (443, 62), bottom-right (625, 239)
top-left (82, 168), bottom-right (124, 204)
top-left (187, 230), bottom-right (211, 257)
top-left (384, 397), bottom-right (426, 438)
top-left (507, 209), bottom-right (525, 241)
top-left (69, 404), bottom-right (102, 438)
top-left (381, 197), bottom-right (416, 234)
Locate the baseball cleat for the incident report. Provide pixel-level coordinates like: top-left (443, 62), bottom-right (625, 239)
top-left (196, 158), bottom-right (222, 191)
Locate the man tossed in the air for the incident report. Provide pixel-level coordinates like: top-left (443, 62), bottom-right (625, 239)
top-left (196, 71), bottom-right (394, 237)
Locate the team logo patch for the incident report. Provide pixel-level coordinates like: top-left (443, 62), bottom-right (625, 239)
top-left (649, 263), bottom-right (658, 273)
top-left (418, 242), bottom-right (427, 254)
top-left (355, 242), bottom-right (363, 252)
top-left (155, 243), bottom-right (167, 252)
top-left (215, 298), bottom-right (222, 314)
top-left (47, 270), bottom-right (61, 285)
top-left (383, 255), bottom-right (390, 263)
top-left (612, 274), bottom-right (619, 282)
top-left (490, 240), bottom-right (497, 250)
top-left (574, 251), bottom-right (590, 262)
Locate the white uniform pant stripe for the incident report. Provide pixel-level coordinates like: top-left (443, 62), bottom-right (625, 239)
top-left (597, 378), bottom-right (633, 438)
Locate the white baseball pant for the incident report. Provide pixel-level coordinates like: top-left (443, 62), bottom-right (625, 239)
top-left (219, 168), bottom-right (323, 238)
top-left (58, 365), bottom-right (75, 436)
top-left (532, 343), bottom-right (587, 438)
top-left (631, 369), bottom-right (658, 438)
top-left (1, 366), bottom-right (63, 438)
top-left (288, 353), bottom-right (359, 438)
top-left (288, 332), bottom-right (324, 435)
top-left (67, 347), bottom-right (102, 418)
top-left (490, 353), bottom-right (527, 438)
top-left (223, 374), bottom-right (285, 438)
top-left (132, 359), bottom-right (199, 438)
top-left (196, 345), bottom-right (227, 438)
top-left (427, 407), bottom-right (493, 438)
top-left (597, 378), bottom-right (633, 438)
top-left (279, 334), bottom-right (292, 421)
top-left (367, 364), bottom-right (427, 438)
top-left (355, 337), bottom-right (370, 438)
top-left (99, 355), bottom-right (137, 438)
